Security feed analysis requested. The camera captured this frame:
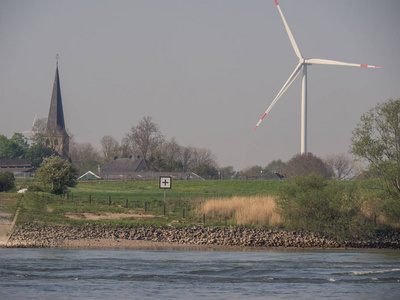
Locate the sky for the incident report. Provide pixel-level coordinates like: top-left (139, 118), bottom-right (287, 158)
top-left (1, 0), bottom-right (400, 171)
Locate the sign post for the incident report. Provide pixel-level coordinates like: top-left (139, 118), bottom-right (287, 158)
top-left (159, 176), bottom-right (172, 203)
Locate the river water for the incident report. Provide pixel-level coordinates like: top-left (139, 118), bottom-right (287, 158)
top-left (0, 248), bottom-right (399, 299)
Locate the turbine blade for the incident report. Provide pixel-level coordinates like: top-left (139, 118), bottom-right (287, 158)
top-left (275, 0), bottom-right (303, 59)
top-left (253, 63), bottom-right (302, 131)
top-left (31, 113), bottom-right (38, 128)
top-left (305, 58), bottom-right (381, 68)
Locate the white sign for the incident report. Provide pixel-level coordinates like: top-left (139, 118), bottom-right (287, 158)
top-left (159, 176), bottom-right (172, 189)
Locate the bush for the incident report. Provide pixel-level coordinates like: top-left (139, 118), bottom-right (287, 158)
top-left (276, 174), bottom-right (372, 238)
top-left (36, 156), bottom-right (78, 195)
top-left (0, 171), bottom-right (15, 192)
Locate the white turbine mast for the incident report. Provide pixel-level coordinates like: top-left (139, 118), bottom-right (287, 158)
top-left (252, 0), bottom-right (380, 155)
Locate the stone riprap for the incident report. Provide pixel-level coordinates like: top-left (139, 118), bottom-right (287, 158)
top-left (5, 225), bottom-right (400, 249)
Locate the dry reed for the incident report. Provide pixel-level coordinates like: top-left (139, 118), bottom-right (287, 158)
top-left (202, 195), bottom-right (283, 226)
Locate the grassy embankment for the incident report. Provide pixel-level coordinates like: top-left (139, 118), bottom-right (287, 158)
top-left (11, 179), bottom-right (283, 227)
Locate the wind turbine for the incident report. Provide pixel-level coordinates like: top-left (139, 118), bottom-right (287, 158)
top-left (22, 113), bottom-right (38, 137)
top-left (252, 0), bottom-right (380, 154)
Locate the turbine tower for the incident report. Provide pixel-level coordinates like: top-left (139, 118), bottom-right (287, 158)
top-left (252, 0), bottom-right (380, 155)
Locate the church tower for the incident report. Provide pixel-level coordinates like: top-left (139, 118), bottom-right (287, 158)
top-left (44, 59), bottom-right (69, 157)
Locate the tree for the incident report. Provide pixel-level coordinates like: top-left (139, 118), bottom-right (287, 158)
top-left (180, 146), bottom-right (194, 172)
top-left (100, 135), bottom-right (120, 160)
top-left (325, 153), bottom-right (356, 180)
top-left (265, 159), bottom-right (286, 174)
top-left (195, 162), bottom-right (219, 179)
top-left (125, 116), bottom-right (165, 160)
top-left (0, 171), bottom-right (15, 192)
top-left (285, 153), bottom-right (333, 179)
top-left (159, 137), bottom-right (183, 172)
top-left (219, 166), bottom-right (236, 179)
top-left (69, 141), bottom-right (102, 175)
top-left (276, 174), bottom-right (370, 238)
top-left (32, 117), bottom-right (47, 135)
top-left (190, 147), bottom-right (218, 170)
top-left (351, 98), bottom-right (400, 220)
top-left (0, 133), bottom-right (28, 159)
top-left (351, 99), bottom-right (400, 196)
top-left (25, 142), bottom-right (57, 167)
top-left (240, 165), bottom-right (263, 179)
top-left (36, 155), bottom-right (78, 195)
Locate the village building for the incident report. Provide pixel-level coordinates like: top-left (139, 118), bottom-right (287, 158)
top-left (0, 158), bottom-right (35, 177)
top-left (100, 156), bottom-right (204, 180)
top-left (78, 171), bottom-right (101, 180)
top-left (43, 61), bottom-right (69, 158)
top-left (100, 156), bottom-right (148, 180)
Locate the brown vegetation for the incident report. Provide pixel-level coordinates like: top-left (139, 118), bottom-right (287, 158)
top-left (202, 195), bottom-right (283, 226)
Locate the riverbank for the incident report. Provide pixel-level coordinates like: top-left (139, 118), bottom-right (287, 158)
top-left (4, 225), bottom-right (400, 250)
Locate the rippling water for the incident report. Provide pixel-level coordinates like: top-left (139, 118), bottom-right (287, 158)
top-left (1, 248), bottom-right (399, 299)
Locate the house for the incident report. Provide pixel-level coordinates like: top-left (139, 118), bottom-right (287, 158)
top-left (100, 156), bottom-right (204, 180)
top-left (100, 156), bottom-right (148, 180)
top-left (0, 158), bottom-right (35, 177)
top-left (78, 171), bottom-right (101, 180)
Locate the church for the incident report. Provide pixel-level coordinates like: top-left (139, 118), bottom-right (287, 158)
top-left (44, 60), bottom-right (69, 158)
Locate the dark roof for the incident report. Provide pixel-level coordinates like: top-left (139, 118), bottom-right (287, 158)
top-left (0, 158), bottom-right (32, 167)
top-left (46, 65), bottom-right (67, 134)
top-left (0, 158), bottom-right (34, 174)
top-left (101, 157), bottom-right (148, 175)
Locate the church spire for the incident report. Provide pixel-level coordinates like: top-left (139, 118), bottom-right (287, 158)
top-left (46, 60), bottom-right (66, 132)
top-left (45, 57), bottom-right (69, 157)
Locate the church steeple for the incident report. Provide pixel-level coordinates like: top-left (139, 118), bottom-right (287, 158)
top-left (46, 63), bottom-right (66, 132)
top-left (45, 58), bottom-right (69, 157)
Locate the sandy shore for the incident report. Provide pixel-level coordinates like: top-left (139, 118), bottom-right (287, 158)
top-left (55, 238), bottom-right (257, 251)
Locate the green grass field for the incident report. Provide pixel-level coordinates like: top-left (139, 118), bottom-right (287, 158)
top-left (10, 179), bottom-right (282, 227)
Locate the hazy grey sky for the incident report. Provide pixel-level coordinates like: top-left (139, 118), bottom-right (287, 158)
top-left (1, 0), bottom-right (399, 170)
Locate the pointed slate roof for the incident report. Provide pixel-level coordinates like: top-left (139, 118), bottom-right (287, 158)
top-left (46, 64), bottom-right (66, 133)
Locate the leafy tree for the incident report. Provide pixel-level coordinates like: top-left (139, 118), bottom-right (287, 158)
top-left (25, 142), bottom-right (56, 167)
top-left (285, 153), bottom-right (333, 179)
top-left (240, 165), bottom-right (263, 179)
top-left (0, 133), bottom-right (28, 159)
top-left (36, 156), bottom-right (78, 195)
top-left (265, 159), bottom-right (287, 174)
top-left (195, 162), bottom-right (219, 179)
top-left (159, 137), bottom-right (183, 172)
top-left (125, 116), bottom-right (165, 160)
top-left (219, 166), bottom-right (236, 179)
top-left (351, 98), bottom-right (400, 195)
top-left (351, 98), bottom-right (400, 221)
top-left (0, 171), bottom-right (15, 192)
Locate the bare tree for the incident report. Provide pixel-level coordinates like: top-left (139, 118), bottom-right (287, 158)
top-left (32, 117), bottom-right (48, 135)
top-left (180, 146), bottom-right (194, 172)
top-left (69, 141), bottom-right (102, 173)
top-left (125, 116), bottom-right (165, 160)
top-left (161, 137), bottom-right (182, 161)
top-left (100, 135), bottom-right (120, 159)
top-left (159, 137), bottom-right (183, 171)
top-left (325, 153), bottom-right (356, 180)
top-left (179, 146), bottom-right (218, 172)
